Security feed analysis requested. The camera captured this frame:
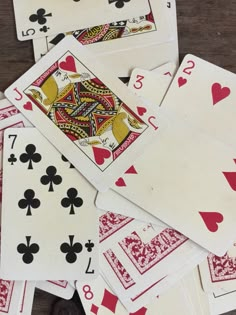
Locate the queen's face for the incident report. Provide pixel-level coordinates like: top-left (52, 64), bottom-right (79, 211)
top-left (54, 69), bottom-right (71, 89)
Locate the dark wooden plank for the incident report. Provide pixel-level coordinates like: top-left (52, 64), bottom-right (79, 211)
top-left (0, 0), bottom-right (236, 314)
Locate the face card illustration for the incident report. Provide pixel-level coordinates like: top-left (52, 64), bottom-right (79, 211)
top-left (98, 211), bottom-right (207, 312)
top-left (199, 242), bottom-right (236, 293)
top-left (1, 128), bottom-right (98, 280)
top-left (36, 280), bottom-right (75, 299)
top-left (13, 0), bottom-right (150, 41)
top-left (0, 280), bottom-right (24, 315)
top-left (112, 119), bottom-right (236, 256)
top-left (33, 0), bottom-right (172, 61)
top-left (5, 36), bottom-right (162, 192)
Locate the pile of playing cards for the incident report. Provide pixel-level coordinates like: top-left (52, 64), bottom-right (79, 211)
top-left (1, 0), bottom-right (236, 314)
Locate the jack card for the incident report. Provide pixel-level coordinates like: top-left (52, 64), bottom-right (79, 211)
top-left (5, 36), bottom-right (163, 192)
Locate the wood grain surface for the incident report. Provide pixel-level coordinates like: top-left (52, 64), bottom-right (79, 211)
top-left (0, 0), bottom-right (236, 314)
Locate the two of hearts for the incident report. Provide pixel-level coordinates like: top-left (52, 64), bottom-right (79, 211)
top-left (178, 79), bottom-right (231, 105)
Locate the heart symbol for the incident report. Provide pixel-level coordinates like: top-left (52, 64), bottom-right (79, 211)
top-left (92, 147), bottom-right (111, 166)
top-left (223, 172), bottom-right (236, 191)
top-left (125, 165), bottom-right (137, 174)
top-left (115, 177), bottom-right (126, 187)
top-left (199, 211), bottom-right (224, 232)
top-left (23, 101), bottom-right (33, 111)
top-left (178, 77), bottom-right (187, 88)
top-left (137, 106), bottom-right (147, 116)
top-left (59, 56), bottom-right (77, 73)
top-left (212, 83), bottom-right (231, 105)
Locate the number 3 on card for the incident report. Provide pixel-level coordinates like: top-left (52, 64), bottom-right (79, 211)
top-left (133, 75), bottom-right (144, 89)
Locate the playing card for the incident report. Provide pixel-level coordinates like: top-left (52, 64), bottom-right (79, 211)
top-left (0, 114), bottom-right (32, 208)
top-left (199, 242), bottom-right (236, 293)
top-left (208, 289), bottom-right (236, 315)
top-left (36, 280), bottom-right (75, 299)
top-left (77, 273), bottom-right (199, 315)
top-left (1, 128), bottom-right (98, 280)
top-left (0, 280), bottom-right (24, 315)
top-left (128, 62), bottom-right (176, 106)
top-left (33, 0), bottom-right (178, 78)
top-left (32, 0), bottom-right (173, 61)
top-left (5, 36), bottom-right (163, 192)
top-left (0, 99), bottom-right (20, 120)
top-left (180, 268), bottom-right (210, 315)
top-left (0, 92), bottom-right (4, 100)
top-left (112, 117), bottom-right (236, 255)
top-left (98, 210), bottom-right (207, 311)
top-left (19, 281), bottom-right (36, 315)
top-left (159, 54), bottom-right (236, 149)
top-left (13, 0), bottom-right (151, 41)
top-left (96, 188), bottom-right (168, 226)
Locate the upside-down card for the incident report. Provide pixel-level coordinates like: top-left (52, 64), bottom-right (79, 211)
top-left (13, 0), bottom-right (150, 41)
top-left (5, 36), bottom-right (162, 192)
top-left (112, 116), bottom-right (236, 256)
top-left (1, 128), bottom-right (98, 280)
top-left (33, 0), bottom-right (172, 61)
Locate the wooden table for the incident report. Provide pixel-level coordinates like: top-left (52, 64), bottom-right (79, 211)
top-left (0, 0), bottom-right (236, 314)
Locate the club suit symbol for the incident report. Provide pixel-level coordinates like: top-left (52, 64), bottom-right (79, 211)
top-left (17, 236), bottom-right (40, 264)
top-left (85, 240), bottom-right (94, 252)
top-left (8, 153), bottom-right (17, 165)
top-left (18, 189), bottom-right (40, 216)
top-left (40, 166), bottom-right (62, 192)
top-left (60, 235), bottom-right (83, 263)
top-left (108, 0), bottom-right (131, 9)
top-left (40, 26), bottom-right (50, 33)
top-left (29, 9), bottom-right (52, 25)
top-left (61, 188), bottom-right (83, 215)
top-left (20, 144), bottom-right (41, 169)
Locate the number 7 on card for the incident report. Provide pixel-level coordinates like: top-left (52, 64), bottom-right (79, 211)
top-left (5, 36), bottom-right (163, 191)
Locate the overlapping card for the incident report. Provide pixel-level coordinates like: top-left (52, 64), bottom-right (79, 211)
top-left (2, 0), bottom-right (236, 313)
